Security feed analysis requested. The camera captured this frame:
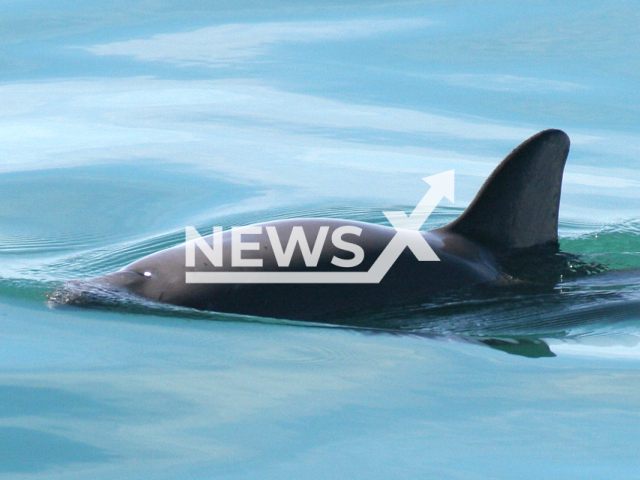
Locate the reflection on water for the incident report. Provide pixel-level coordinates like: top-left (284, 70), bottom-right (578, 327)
top-left (2, 0), bottom-right (640, 478)
top-left (3, 296), bottom-right (640, 478)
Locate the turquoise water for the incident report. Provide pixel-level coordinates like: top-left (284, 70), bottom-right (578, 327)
top-left (2, 1), bottom-right (640, 478)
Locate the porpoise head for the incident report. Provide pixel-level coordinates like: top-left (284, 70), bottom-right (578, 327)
top-left (94, 248), bottom-right (190, 304)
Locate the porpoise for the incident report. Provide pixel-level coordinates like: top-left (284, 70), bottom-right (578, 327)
top-left (67, 129), bottom-right (572, 321)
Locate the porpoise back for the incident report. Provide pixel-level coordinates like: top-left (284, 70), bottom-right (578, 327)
top-left (65, 129), bottom-right (572, 321)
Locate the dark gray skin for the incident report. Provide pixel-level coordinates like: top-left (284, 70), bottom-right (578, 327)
top-left (87, 129), bottom-right (571, 321)
top-left (96, 221), bottom-right (502, 320)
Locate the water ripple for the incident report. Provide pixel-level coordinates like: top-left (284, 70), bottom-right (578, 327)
top-left (2, 210), bottom-right (640, 341)
top-left (250, 342), bottom-right (358, 366)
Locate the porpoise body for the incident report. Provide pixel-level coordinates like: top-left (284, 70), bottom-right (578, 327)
top-left (80, 129), bottom-right (571, 321)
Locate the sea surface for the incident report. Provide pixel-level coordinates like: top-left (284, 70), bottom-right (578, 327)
top-left (2, 1), bottom-right (640, 478)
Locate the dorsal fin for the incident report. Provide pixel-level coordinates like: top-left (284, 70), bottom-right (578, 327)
top-left (445, 129), bottom-right (570, 250)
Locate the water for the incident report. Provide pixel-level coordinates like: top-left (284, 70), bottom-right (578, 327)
top-left (2, 1), bottom-right (640, 478)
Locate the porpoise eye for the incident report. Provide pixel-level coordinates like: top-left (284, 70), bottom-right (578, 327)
top-left (143, 271), bottom-right (153, 278)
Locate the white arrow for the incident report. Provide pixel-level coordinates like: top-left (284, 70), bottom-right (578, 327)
top-left (383, 170), bottom-right (454, 231)
top-left (185, 171), bottom-right (452, 284)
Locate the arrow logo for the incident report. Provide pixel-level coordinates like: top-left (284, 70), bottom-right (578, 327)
top-left (186, 171), bottom-right (454, 284)
top-left (383, 170), bottom-right (455, 231)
